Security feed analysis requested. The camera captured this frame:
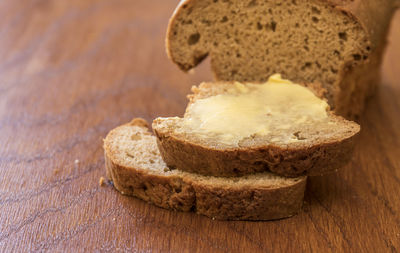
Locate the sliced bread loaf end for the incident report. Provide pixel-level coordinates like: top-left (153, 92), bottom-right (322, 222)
top-left (104, 118), bottom-right (307, 220)
top-left (167, 0), bottom-right (397, 118)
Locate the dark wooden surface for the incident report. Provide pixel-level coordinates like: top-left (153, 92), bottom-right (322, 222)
top-left (0, 1), bottom-right (399, 252)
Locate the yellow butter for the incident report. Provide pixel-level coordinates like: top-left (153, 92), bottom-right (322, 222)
top-left (183, 74), bottom-right (329, 145)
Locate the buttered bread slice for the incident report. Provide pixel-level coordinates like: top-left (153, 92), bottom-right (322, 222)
top-left (104, 118), bottom-right (306, 220)
top-left (153, 74), bottom-right (360, 177)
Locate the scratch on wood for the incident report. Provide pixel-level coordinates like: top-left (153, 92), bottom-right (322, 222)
top-left (309, 192), bottom-right (353, 248)
top-left (32, 206), bottom-right (120, 251)
top-left (122, 207), bottom-right (231, 252)
top-left (0, 160), bottom-right (102, 205)
top-left (0, 186), bottom-right (104, 243)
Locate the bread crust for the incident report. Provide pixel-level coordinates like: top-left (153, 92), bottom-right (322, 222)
top-left (104, 119), bottom-right (307, 220)
top-left (329, 0), bottom-right (397, 118)
top-left (153, 120), bottom-right (358, 178)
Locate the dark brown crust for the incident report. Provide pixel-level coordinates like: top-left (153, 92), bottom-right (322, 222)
top-left (105, 152), bottom-right (197, 212)
top-left (329, 0), bottom-right (397, 118)
top-left (335, 34), bottom-right (387, 119)
top-left (327, 0), bottom-right (396, 49)
top-left (153, 124), bottom-right (358, 178)
top-left (104, 119), bottom-right (307, 220)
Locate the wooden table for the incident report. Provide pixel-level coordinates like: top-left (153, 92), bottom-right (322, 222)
top-left (1, 1), bottom-right (399, 252)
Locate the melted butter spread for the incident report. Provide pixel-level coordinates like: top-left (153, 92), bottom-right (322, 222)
top-left (182, 74), bottom-right (329, 145)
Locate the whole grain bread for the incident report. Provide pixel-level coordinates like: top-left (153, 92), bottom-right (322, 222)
top-left (104, 118), bottom-right (307, 220)
top-left (166, 0), bottom-right (398, 118)
top-left (153, 81), bottom-right (360, 178)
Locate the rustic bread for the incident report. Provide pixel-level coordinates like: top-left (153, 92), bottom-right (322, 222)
top-left (153, 79), bottom-right (360, 178)
top-left (104, 118), bottom-right (307, 220)
top-left (166, 0), bottom-right (398, 118)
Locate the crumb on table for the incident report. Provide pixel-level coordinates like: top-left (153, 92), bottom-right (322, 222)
top-left (99, 177), bottom-right (106, 186)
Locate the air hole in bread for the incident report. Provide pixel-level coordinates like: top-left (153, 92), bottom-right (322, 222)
top-left (248, 0), bottom-right (257, 7)
top-left (270, 21), bottom-right (277, 32)
top-left (201, 19), bottom-right (211, 26)
top-left (131, 134), bottom-right (142, 141)
top-left (301, 62), bottom-right (312, 71)
top-left (312, 6), bottom-right (321, 15)
top-left (188, 33), bottom-right (200, 45)
top-left (293, 131), bottom-right (306, 140)
top-left (221, 16), bottom-right (228, 23)
top-left (352, 54), bottom-right (361, 61)
top-left (304, 36), bottom-right (309, 44)
top-left (126, 151), bottom-right (135, 158)
top-left (338, 32), bottom-right (347, 41)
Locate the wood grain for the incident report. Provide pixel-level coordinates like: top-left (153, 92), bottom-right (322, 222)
top-left (0, 1), bottom-right (399, 252)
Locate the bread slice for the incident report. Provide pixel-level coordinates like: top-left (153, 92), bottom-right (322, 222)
top-left (104, 118), bottom-right (307, 220)
top-left (153, 79), bottom-right (360, 178)
top-left (166, 0), bottom-right (397, 118)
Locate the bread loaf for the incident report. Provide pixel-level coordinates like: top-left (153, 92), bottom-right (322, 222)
top-left (166, 0), bottom-right (398, 118)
